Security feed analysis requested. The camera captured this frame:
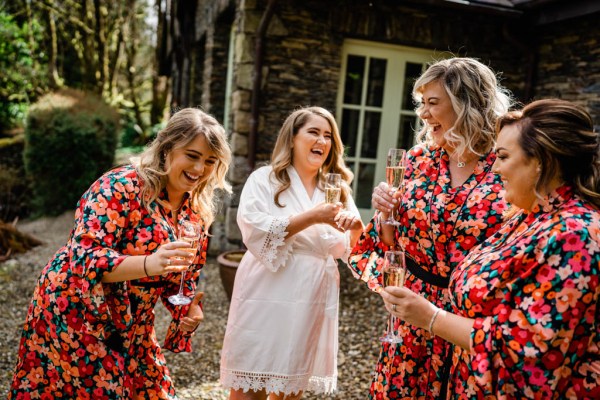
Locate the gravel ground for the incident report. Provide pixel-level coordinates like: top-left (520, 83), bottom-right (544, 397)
top-left (1, 212), bottom-right (386, 399)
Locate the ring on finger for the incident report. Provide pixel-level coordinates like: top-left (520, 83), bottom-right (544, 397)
top-left (392, 304), bottom-right (397, 312)
top-left (166, 258), bottom-right (171, 266)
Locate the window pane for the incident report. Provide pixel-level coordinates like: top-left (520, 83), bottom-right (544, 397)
top-left (355, 163), bottom-right (375, 208)
top-left (344, 55), bottom-right (365, 105)
top-left (341, 108), bottom-right (360, 157)
top-left (360, 111), bottom-right (381, 158)
top-left (401, 62), bottom-right (424, 110)
top-left (397, 115), bottom-right (417, 150)
top-left (366, 58), bottom-right (387, 107)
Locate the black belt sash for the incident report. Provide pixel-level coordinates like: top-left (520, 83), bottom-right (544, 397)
top-left (405, 255), bottom-right (450, 288)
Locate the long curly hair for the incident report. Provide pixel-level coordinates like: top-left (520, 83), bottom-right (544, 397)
top-left (131, 108), bottom-right (232, 227)
top-left (270, 106), bottom-right (353, 207)
top-left (413, 57), bottom-right (513, 161)
top-left (496, 98), bottom-right (600, 208)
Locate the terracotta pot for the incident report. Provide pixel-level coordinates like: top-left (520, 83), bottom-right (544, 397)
top-left (216, 250), bottom-right (245, 301)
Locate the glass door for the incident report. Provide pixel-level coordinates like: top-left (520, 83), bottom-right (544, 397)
top-left (337, 40), bottom-right (433, 221)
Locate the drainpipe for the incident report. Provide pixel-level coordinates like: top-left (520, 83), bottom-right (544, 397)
top-left (248, 0), bottom-right (278, 171)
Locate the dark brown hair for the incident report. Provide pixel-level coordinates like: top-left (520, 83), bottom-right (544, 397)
top-left (496, 98), bottom-right (600, 208)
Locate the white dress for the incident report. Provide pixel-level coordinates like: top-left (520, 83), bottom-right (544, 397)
top-left (220, 165), bottom-right (359, 395)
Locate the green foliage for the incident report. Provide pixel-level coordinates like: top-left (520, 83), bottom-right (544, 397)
top-left (0, 11), bottom-right (46, 132)
top-left (0, 134), bottom-right (31, 220)
top-left (24, 89), bottom-right (120, 216)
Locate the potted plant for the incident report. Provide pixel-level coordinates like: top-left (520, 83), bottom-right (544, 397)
top-left (216, 249), bottom-right (246, 301)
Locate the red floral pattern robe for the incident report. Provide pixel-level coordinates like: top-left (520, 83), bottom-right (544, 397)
top-left (449, 185), bottom-right (600, 399)
top-left (348, 145), bottom-right (508, 399)
top-left (9, 165), bottom-right (207, 399)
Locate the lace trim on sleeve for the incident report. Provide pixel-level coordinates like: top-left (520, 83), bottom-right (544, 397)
top-left (258, 216), bottom-right (292, 272)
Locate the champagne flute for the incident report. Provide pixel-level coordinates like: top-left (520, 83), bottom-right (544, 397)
top-left (168, 220), bottom-right (201, 306)
top-left (381, 148), bottom-right (406, 226)
top-left (380, 250), bottom-right (406, 344)
top-left (321, 173), bottom-right (342, 240)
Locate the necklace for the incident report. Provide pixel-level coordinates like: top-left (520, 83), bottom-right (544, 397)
top-left (427, 150), bottom-right (492, 270)
top-left (457, 161), bottom-right (466, 168)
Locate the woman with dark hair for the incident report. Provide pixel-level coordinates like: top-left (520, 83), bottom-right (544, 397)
top-left (349, 57), bottom-right (514, 399)
top-left (9, 108), bottom-right (232, 399)
top-left (220, 106), bottom-right (364, 400)
top-left (384, 99), bottom-right (600, 398)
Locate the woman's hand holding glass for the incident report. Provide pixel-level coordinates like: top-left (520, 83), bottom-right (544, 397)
top-left (321, 173), bottom-right (342, 239)
top-left (379, 251), bottom-right (407, 344)
top-left (375, 148), bottom-right (406, 226)
top-left (144, 241), bottom-right (197, 276)
top-left (381, 283), bottom-right (438, 334)
top-left (168, 220), bottom-right (202, 306)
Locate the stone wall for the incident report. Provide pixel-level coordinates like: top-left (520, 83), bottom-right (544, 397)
top-left (533, 12), bottom-right (600, 128)
top-left (198, 0), bottom-right (599, 250)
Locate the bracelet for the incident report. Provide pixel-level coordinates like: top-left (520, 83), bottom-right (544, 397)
top-left (143, 255), bottom-right (149, 277)
top-left (428, 307), bottom-right (442, 335)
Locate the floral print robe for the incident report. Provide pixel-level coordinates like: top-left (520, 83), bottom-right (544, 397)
top-left (448, 185), bottom-right (600, 399)
top-left (348, 145), bottom-right (507, 399)
top-left (9, 165), bottom-right (207, 399)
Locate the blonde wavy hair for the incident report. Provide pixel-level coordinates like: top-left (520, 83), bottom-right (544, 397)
top-left (270, 106), bottom-right (353, 207)
top-left (413, 57), bottom-right (513, 160)
top-left (131, 108), bottom-right (232, 227)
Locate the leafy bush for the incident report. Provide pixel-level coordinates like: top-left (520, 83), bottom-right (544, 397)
top-left (0, 11), bottom-right (46, 132)
top-left (24, 89), bottom-right (120, 216)
top-left (0, 134), bottom-right (31, 220)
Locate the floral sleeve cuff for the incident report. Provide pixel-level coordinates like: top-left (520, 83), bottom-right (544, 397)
top-left (164, 319), bottom-right (194, 353)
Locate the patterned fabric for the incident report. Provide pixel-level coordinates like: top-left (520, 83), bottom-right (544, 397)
top-left (348, 145), bottom-right (508, 399)
top-left (9, 165), bottom-right (207, 400)
top-left (449, 185), bottom-right (600, 399)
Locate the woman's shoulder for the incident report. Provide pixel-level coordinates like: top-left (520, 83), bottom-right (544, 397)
top-left (89, 165), bottom-right (141, 194)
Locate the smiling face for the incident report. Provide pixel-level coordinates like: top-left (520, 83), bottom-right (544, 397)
top-left (165, 134), bottom-right (218, 205)
top-left (417, 80), bottom-right (458, 150)
top-left (291, 114), bottom-right (332, 175)
top-left (493, 123), bottom-right (540, 210)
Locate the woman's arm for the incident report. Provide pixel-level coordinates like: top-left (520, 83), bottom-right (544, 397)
top-left (101, 240), bottom-right (193, 282)
top-left (381, 286), bottom-right (474, 350)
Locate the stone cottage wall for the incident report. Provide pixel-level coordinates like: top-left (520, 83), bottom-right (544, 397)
top-left (198, 0), bottom-right (598, 250)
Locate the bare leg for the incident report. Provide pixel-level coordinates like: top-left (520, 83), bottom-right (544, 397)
top-left (268, 391), bottom-right (303, 400)
top-left (229, 388), bottom-right (268, 400)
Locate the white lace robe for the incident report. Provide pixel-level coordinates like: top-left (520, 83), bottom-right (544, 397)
top-left (220, 166), bottom-right (359, 395)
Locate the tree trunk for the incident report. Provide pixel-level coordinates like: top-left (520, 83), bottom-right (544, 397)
top-left (150, 0), bottom-right (170, 125)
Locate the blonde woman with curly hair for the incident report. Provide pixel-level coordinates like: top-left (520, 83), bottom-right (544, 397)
top-left (9, 108), bottom-right (231, 399)
top-left (220, 106), bottom-right (364, 400)
top-left (349, 57), bottom-right (514, 399)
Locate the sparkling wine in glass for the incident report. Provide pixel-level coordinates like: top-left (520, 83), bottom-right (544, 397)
top-left (168, 220), bottom-right (201, 306)
top-left (380, 251), bottom-right (406, 344)
top-left (321, 173), bottom-right (342, 240)
top-left (382, 149), bottom-right (406, 226)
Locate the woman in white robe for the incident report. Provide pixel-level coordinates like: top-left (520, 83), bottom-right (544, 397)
top-left (220, 107), bottom-right (364, 400)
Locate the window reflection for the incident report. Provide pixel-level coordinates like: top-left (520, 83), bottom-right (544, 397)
top-left (344, 55), bottom-right (365, 105)
top-left (341, 109), bottom-right (360, 157)
top-left (402, 62), bottom-right (424, 110)
top-left (361, 111), bottom-right (381, 158)
top-left (366, 58), bottom-right (387, 107)
top-left (397, 115), bottom-right (417, 150)
top-left (356, 163), bottom-right (375, 208)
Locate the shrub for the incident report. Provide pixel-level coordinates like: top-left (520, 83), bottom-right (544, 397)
top-left (0, 133), bottom-right (31, 220)
top-left (24, 89), bottom-right (120, 216)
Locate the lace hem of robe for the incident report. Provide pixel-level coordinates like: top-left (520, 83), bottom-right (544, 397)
top-left (258, 217), bottom-right (292, 271)
top-left (220, 369), bottom-right (337, 395)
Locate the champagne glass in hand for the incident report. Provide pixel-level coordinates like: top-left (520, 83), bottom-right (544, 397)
top-left (380, 251), bottom-right (406, 344)
top-left (168, 220), bottom-right (201, 306)
top-left (321, 173), bottom-right (342, 240)
top-left (382, 148), bottom-right (406, 226)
